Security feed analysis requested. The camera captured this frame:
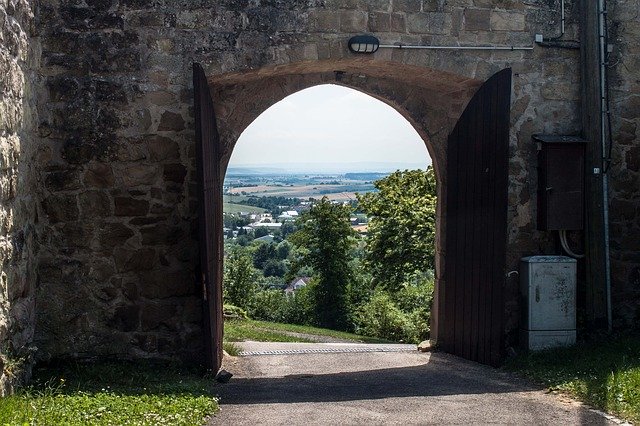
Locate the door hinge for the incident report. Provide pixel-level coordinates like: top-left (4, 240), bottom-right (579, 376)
top-left (202, 272), bottom-right (207, 301)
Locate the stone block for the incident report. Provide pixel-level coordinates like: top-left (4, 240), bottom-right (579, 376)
top-left (109, 305), bottom-right (140, 332)
top-left (406, 12), bottom-right (450, 35)
top-left (79, 190), bottom-right (112, 218)
top-left (163, 163), bottom-right (187, 184)
top-left (393, 0), bottom-right (421, 13)
top-left (490, 10), bottom-right (525, 31)
top-left (99, 222), bottom-right (135, 249)
top-left (83, 163), bottom-right (115, 188)
top-left (141, 303), bottom-right (178, 331)
top-left (340, 10), bottom-right (368, 32)
top-left (138, 270), bottom-right (194, 299)
top-left (114, 197), bottom-right (149, 217)
top-left (114, 248), bottom-right (156, 272)
top-left (44, 170), bottom-right (82, 191)
top-left (119, 164), bottom-right (159, 187)
top-left (309, 9), bottom-right (340, 32)
top-left (157, 111), bottom-right (185, 131)
top-left (140, 224), bottom-right (182, 245)
top-left (626, 147), bottom-right (640, 172)
top-left (369, 12), bottom-right (391, 32)
top-left (464, 8), bottom-right (490, 31)
top-left (42, 194), bottom-right (79, 223)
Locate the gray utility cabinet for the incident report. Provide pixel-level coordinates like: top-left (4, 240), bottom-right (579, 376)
top-left (520, 256), bottom-right (577, 350)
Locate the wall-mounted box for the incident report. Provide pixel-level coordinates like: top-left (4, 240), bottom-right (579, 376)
top-left (535, 135), bottom-right (586, 231)
top-left (520, 256), bottom-right (577, 351)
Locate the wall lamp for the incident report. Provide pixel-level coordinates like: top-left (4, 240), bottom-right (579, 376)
top-left (348, 35), bottom-right (534, 53)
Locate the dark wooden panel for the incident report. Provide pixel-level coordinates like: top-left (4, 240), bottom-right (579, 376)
top-left (193, 63), bottom-right (223, 373)
top-left (442, 68), bottom-right (511, 366)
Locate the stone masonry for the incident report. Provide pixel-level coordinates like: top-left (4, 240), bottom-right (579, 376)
top-left (0, 0), bottom-right (39, 394)
top-left (0, 0), bottom-right (637, 394)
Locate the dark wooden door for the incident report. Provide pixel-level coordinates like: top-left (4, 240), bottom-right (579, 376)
top-left (193, 63), bottom-right (223, 372)
top-left (441, 68), bottom-right (511, 366)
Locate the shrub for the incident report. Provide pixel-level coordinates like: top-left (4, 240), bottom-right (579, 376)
top-left (223, 304), bottom-right (249, 319)
top-left (353, 290), bottom-right (417, 342)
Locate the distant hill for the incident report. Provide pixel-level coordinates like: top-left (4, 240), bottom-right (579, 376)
top-left (344, 172), bottom-right (390, 181)
top-left (228, 161), bottom-right (429, 175)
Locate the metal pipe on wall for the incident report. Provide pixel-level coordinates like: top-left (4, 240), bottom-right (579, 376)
top-left (598, 0), bottom-right (613, 333)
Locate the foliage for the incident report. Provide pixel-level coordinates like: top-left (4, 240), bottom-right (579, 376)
top-left (222, 342), bottom-right (241, 356)
top-left (252, 243), bottom-right (277, 269)
top-left (506, 333), bottom-right (640, 424)
top-left (358, 167), bottom-right (437, 291)
top-left (289, 198), bottom-right (356, 330)
top-left (353, 272), bottom-right (434, 343)
top-left (248, 284), bottom-right (315, 326)
top-left (224, 318), bottom-right (392, 344)
top-left (223, 304), bottom-right (249, 319)
top-left (0, 362), bottom-right (217, 426)
top-left (223, 247), bottom-right (258, 310)
top-left (263, 259), bottom-right (287, 277)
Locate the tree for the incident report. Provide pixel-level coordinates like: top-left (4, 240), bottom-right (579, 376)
top-left (357, 167), bottom-right (437, 292)
top-left (289, 197), bottom-right (356, 330)
top-left (252, 242), bottom-right (277, 269)
top-left (263, 259), bottom-right (287, 277)
top-left (224, 247), bottom-right (258, 310)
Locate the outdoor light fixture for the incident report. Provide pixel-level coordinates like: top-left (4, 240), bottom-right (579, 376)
top-left (348, 35), bottom-right (380, 53)
top-left (348, 34), bottom-right (534, 54)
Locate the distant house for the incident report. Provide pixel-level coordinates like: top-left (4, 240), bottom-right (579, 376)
top-left (254, 234), bottom-right (275, 243)
top-left (284, 277), bottom-right (311, 294)
top-left (250, 222), bottom-right (282, 229)
top-left (278, 210), bottom-right (299, 221)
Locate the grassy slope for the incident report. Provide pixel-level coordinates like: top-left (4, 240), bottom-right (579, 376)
top-left (222, 202), bottom-right (267, 214)
top-left (225, 318), bottom-right (393, 344)
top-left (0, 362), bottom-right (218, 426)
top-left (505, 333), bottom-right (640, 424)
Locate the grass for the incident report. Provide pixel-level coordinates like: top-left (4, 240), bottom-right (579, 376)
top-left (505, 332), bottom-right (640, 424)
top-left (224, 318), bottom-right (394, 344)
top-left (223, 202), bottom-right (267, 214)
top-left (0, 361), bottom-right (218, 426)
top-left (223, 342), bottom-right (241, 356)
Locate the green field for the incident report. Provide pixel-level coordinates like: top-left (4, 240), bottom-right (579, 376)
top-left (222, 202), bottom-right (268, 214)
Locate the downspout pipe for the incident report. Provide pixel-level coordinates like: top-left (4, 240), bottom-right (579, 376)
top-left (598, 0), bottom-right (613, 333)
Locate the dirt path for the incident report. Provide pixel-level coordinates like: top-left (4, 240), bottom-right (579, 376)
top-left (209, 342), bottom-right (619, 425)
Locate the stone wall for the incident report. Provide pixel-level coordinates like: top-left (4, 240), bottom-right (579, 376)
top-left (0, 0), bottom-right (39, 394)
top-left (29, 0), bottom-right (635, 365)
top-left (608, 0), bottom-right (640, 328)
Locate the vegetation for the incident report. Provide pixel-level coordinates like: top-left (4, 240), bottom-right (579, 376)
top-left (225, 318), bottom-right (392, 344)
top-left (289, 198), bottom-right (356, 330)
top-left (357, 167), bottom-right (437, 291)
top-left (222, 169), bottom-right (438, 344)
top-left (0, 362), bottom-right (217, 426)
top-left (223, 247), bottom-right (257, 310)
top-left (506, 333), bottom-right (640, 424)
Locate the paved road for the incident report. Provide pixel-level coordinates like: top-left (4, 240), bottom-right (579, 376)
top-left (209, 342), bottom-right (617, 425)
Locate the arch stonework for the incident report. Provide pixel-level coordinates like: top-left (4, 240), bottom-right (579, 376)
top-left (1, 0), bottom-right (638, 390)
top-left (12, 0), bottom-right (585, 366)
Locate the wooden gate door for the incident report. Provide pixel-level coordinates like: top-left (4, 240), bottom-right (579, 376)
top-left (193, 63), bottom-right (223, 372)
top-left (441, 68), bottom-right (512, 366)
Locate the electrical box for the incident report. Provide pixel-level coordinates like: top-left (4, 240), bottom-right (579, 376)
top-left (520, 256), bottom-right (577, 351)
top-left (535, 134), bottom-right (586, 231)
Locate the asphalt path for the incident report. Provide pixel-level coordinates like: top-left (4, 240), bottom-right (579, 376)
top-left (209, 342), bottom-right (619, 425)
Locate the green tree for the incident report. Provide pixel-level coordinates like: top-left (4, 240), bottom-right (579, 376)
top-left (289, 197), bottom-right (356, 330)
top-left (252, 242), bottom-right (277, 269)
top-left (357, 167), bottom-right (437, 291)
top-left (263, 259), bottom-right (287, 277)
top-left (224, 247), bottom-right (258, 310)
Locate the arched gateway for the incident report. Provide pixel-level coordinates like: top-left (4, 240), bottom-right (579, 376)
top-left (194, 62), bottom-right (511, 370)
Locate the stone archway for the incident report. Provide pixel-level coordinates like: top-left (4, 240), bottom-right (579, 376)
top-left (196, 60), bottom-right (510, 368)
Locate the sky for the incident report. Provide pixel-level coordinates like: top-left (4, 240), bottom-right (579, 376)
top-left (228, 84), bottom-right (431, 173)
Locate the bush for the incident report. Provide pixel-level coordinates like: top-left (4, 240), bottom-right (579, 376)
top-left (223, 304), bottom-right (249, 319)
top-left (353, 290), bottom-right (415, 342)
top-left (248, 283), bottom-right (316, 326)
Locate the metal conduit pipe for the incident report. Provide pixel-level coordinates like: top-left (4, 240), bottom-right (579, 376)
top-left (378, 44), bottom-right (534, 51)
top-left (598, 0), bottom-right (613, 333)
